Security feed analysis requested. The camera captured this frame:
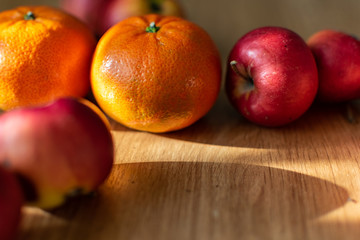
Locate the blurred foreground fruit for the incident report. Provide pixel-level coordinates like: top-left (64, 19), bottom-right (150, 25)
top-left (308, 30), bottom-right (360, 102)
top-left (0, 98), bottom-right (114, 209)
top-left (61, 0), bottom-right (184, 36)
top-left (0, 6), bottom-right (96, 111)
top-left (0, 167), bottom-right (23, 240)
top-left (226, 27), bottom-right (318, 126)
top-left (91, 14), bottom-right (221, 133)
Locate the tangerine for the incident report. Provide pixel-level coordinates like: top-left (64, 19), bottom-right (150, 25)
top-left (0, 6), bottom-right (96, 110)
top-left (91, 14), bottom-right (222, 133)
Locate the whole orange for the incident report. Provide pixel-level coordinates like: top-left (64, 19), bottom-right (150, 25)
top-left (91, 14), bottom-right (221, 133)
top-left (0, 6), bottom-right (96, 110)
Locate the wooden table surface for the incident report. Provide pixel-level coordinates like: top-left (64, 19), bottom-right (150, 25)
top-left (1, 0), bottom-right (360, 240)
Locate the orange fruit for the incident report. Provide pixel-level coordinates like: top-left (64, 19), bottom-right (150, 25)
top-left (91, 14), bottom-right (221, 133)
top-left (0, 6), bottom-right (96, 111)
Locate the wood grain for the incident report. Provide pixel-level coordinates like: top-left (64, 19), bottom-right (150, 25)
top-left (17, 92), bottom-right (360, 240)
top-left (0, 0), bottom-right (360, 239)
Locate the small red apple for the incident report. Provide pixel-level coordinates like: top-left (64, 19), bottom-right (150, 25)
top-left (60, 0), bottom-right (184, 36)
top-left (0, 167), bottom-right (23, 240)
top-left (226, 26), bottom-right (318, 126)
top-left (0, 98), bottom-right (114, 209)
top-left (307, 30), bottom-right (360, 102)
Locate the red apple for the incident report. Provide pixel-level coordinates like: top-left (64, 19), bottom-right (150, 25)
top-left (307, 30), bottom-right (360, 102)
top-left (226, 26), bottom-right (318, 126)
top-left (0, 98), bottom-right (114, 209)
top-left (0, 167), bottom-right (23, 240)
top-left (60, 0), bottom-right (184, 36)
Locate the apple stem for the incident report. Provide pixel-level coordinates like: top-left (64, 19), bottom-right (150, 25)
top-left (146, 22), bottom-right (160, 33)
top-left (24, 11), bottom-right (36, 20)
top-left (230, 60), bottom-right (253, 84)
top-left (230, 61), bottom-right (243, 77)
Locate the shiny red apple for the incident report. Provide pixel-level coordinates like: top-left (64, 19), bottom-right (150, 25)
top-left (0, 98), bottom-right (114, 209)
top-left (226, 26), bottom-right (318, 126)
top-left (61, 0), bottom-right (184, 36)
top-left (0, 167), bottom-right (23, 240)
top-left (308, 30), bottom-right (360, 102)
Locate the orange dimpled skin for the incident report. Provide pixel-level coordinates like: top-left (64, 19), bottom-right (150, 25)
top-left (91, 14), bottom-right (222, 133)
top-left (0, 6), bottom-right (96, 110)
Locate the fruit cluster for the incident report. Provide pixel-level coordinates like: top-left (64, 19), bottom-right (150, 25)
top-left (0, 1), bottom-right (358, 239)
top-left (226, 27), bottom-right (360, 126)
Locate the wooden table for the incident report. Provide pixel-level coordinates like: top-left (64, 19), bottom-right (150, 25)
top-left (18, 93), bottom-right (360, 240)
top-left (1, 0), bottom-right (360, 239)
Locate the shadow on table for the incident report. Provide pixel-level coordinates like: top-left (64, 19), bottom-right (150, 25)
top-left (19, 161), bottom-right (351, 240)
top-left (158, 94), bottom-right (359, 150)
top-left (108, 91), bottom-right (359, 152)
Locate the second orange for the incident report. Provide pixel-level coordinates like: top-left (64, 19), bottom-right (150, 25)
top-left (91, 14), bottom-right (222, 133)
